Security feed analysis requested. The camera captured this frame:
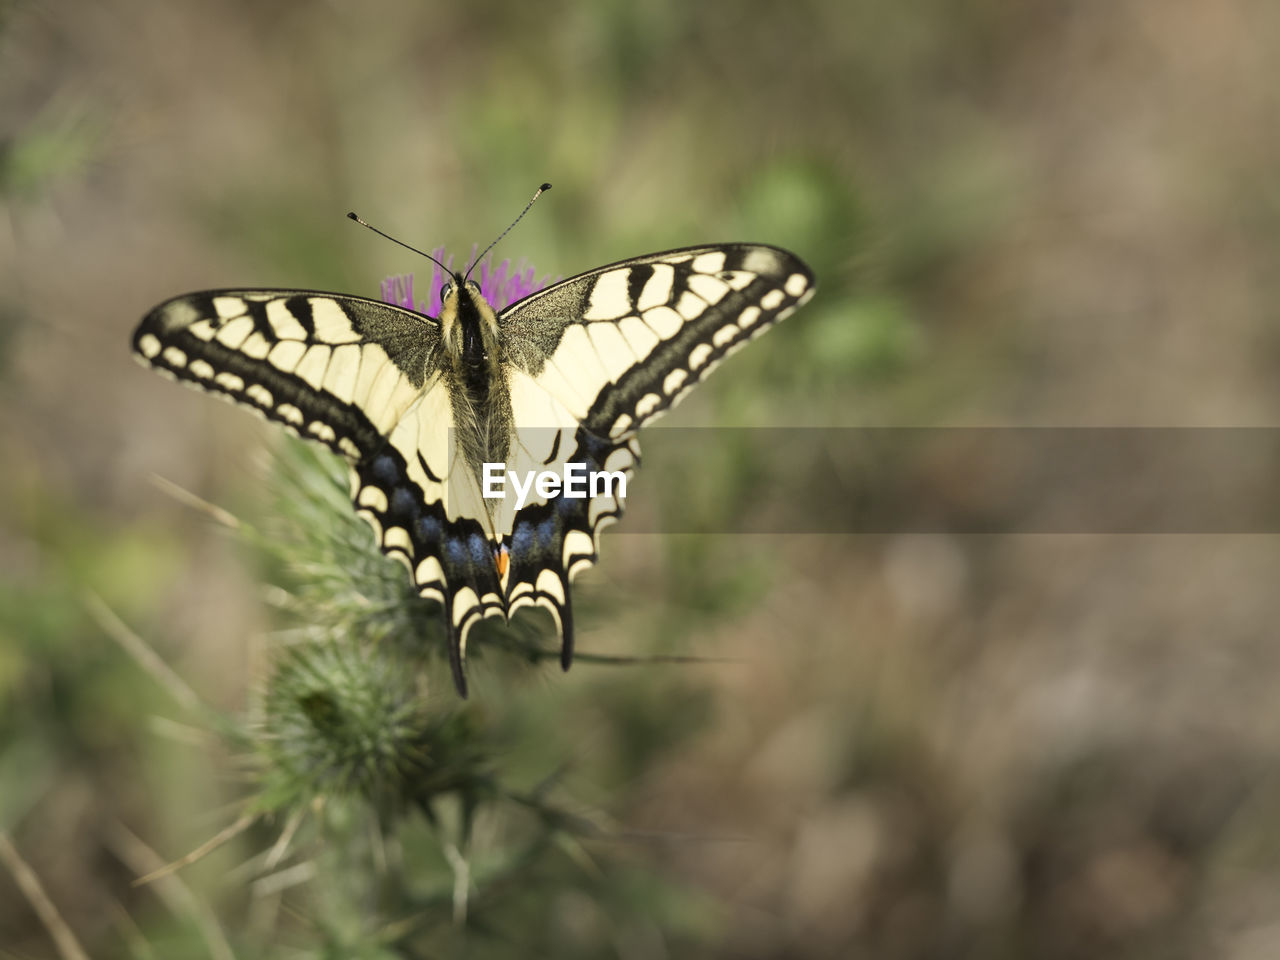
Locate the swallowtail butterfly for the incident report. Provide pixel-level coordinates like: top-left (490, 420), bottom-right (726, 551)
top-left (133, 187), bottom-right (815, 696)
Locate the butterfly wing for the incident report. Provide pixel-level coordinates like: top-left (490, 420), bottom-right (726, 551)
top-left (496, 244), bottom-right (815, 660)
top-left (133, 289), bottom-right (506, 694)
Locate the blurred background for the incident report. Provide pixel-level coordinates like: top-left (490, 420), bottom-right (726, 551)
top-left (5, 1), bottom-right (1280, 957)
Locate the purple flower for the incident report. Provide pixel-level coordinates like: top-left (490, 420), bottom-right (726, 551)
top-left (380, 246), bottom-right (551, 317)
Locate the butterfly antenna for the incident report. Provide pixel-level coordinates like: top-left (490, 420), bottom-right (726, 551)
top-left (347, 212), bottom-right (454, 276)
top-left (464, 182), bottom-right (552, 282)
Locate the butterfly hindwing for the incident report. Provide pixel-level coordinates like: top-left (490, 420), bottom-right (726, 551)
top-left (502, 422), bottom-right (638, 668)
top-left (351, 416), bottom-right (506, 696)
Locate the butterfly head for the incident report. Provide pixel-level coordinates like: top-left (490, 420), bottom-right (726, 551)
top-left (438, 274), bottom-right (501, 364)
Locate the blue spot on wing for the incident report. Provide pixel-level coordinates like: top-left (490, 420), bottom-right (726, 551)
top-left (371, 454), bottom-right (399, 488)
top-left (466, 532), bottom-right (490, 566)
top-left (389, 486), bottom-right (418, 521)
top-left (417, 513), bottom-right (442, 545)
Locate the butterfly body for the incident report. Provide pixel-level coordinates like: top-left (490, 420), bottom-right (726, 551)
top-left (134, 242), bottom-right (815, 696)
top-left (439, 279), bottom-right (513, 481)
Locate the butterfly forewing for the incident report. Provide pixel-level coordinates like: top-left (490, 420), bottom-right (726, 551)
top-left (133, 290), bottom-right (439, 459)
top-left (499, 244), bottom-right (815, 440)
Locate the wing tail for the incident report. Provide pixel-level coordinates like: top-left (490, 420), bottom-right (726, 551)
top-left (447, 617), bottom-right (469, 698)
top-left (558, 593), bottom-right (574, 671)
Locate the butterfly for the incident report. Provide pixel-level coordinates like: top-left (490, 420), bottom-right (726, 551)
top-left (133, 186), bottom-right (815, 696)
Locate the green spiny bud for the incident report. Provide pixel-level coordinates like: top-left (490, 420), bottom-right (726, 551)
top-left (254, 639), bottom-right (491, 814)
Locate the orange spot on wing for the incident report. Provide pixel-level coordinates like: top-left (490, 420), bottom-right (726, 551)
top-left (495, 544), bottom-right (510, 577)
